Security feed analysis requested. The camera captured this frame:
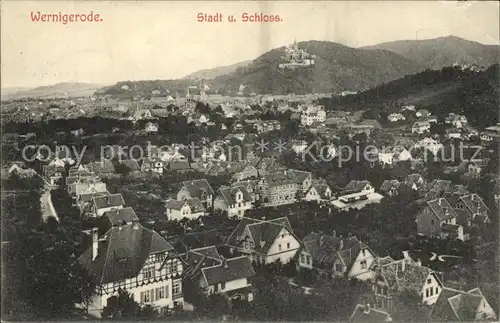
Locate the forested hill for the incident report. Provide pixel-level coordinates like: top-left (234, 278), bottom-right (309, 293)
top-left (318, 64), bottom-right (499, 129)
top-left (363, 36), bottom-right (499, 71)
top-left (212, 40), bottom-right (424, 95)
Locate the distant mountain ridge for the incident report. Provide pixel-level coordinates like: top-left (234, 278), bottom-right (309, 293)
top-left (363, 35), bottom-right (499, 70)
top-left (2, 82), bottom-right (107, 100)
top-left (183, 60), bottom-right (252, 80)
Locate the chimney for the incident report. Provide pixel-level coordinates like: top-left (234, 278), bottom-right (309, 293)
top-left (261, 216), bottom-right (266, 221)
top-left (339, 239), bottom-right (344, 250)
top-left (91, 227), bottom-right (99, 261)
top-left (319, 235), bottom-right (324, 246)
top-left (222, 257), bottom-right (228, 269)
top-left (133, 222), bottom-right (139, 230)
top-left (437, 198), bottom-right (442, 206)
top-left (332, 230), bottom-right (336, 238)
top-left (363, 304), bottom-right (371, 314)
top-left (348, 232), bottom-right (352, 238)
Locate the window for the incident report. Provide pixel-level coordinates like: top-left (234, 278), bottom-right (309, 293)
top-left (431, 219), bottom-right (435, 225)
top-left (306, 255), bottom-right (311, 265)
top-left (435, 287), bottom-right (439, 294)
top-left (361, 260), bottom-right (367, 269)
top-left (362, 249), bottom-right (366, 256)
top-left (427, 278), bottom-right (431, 284)
top-left (221, 282), bottom-right (226, 290)
top-left (300, 254), bottom-right (305, 263)
top-left (173, 282), bottom-right (181, 295)
top-left (287, 242), bottom-right (290, 249)
top-left (426, 289), bottom-right (429, 298)
top-left (155, 253), bottom-right (165, 263)
top-left (238, 202), bottom-right (241, 207)
top-left (430, 288), bottom-right (434, 296)
top-left (336, 264), bottom-right (343, 272)
top-left (144, 267), bottom-right (155, 279)
top-left (278, 244), bottom-right (282, 251)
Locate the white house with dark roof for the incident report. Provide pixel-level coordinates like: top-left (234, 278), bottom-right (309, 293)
top-left (412, 120), bottom-right (431, 134)
top-left (78, 223), bottom-right (184, 317)
top-left (379, 180), bottom-right (401, 197)
top-left (304, 183), bottom-right (332, 203)
top-left (226, 217), bottom-right (301, 265)
top-left (177, 179), bottom-right (214, 208)
top-left (298, 232), bottom-right (376, 281)
top-left (451, 193), bottom-right (490, 225)
top-left (404, 173), bottom-right (426, 191)
top-left (141, 157), bottom-right (164, 174)
top-left (430, 287), bottom-right (496, 321)
top-left (91, 193), bottom-right (126, 217)
top-left (213, 186), bottom-right (253, 218)
top-left (165, 198), bottom-right (206, 221)
top-left (370, 252), bottom-right (443, 310)
top-left (182, 246), bottom-right (255, 302)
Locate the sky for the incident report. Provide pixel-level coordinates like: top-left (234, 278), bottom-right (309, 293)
top-left (1, 1), bottom-right (499, 88)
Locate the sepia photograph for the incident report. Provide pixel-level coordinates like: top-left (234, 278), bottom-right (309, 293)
top-left (1, 0), bottom-right (499, 321)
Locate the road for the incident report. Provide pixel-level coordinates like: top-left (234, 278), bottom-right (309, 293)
top-left (40, 185), bottom-right (59, 222)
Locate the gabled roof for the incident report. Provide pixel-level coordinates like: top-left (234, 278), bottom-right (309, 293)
top-left (180, 179), bottom-right (214, 197)
top-left (201, 256), bottom-right (255, 286)
top-left (263, 170), bottom-right (300, 187)
top-left (308, 183), bottom-right (331, 199)
top-left (166, 198), bottom-right (206, 212)
top-left (459, 194), bottom-right (490, 216)
top-left (120, 159), bottom-right (141, 171)
top-left (377, 260), bottom-right (440, 294)
top-left (302, 233), bottom-right (372, 272)
top-left (226, 217), bottom-right (294, 254)
top-left (425, 198), bottom-right (457, 221)
top-left (78, 223), bottom-right (175, 284)
top-left (167, 160), bottom-right (191, 171)
top-left (340, 180), bottom-right (371, 194)
top-left (380, 180), bottom-right (401, 193)
top-left (218, 186), bottom-right (252, 205)
top-left (93, 193), bottom-right (125, 210)
top-left (350, 304), bottom-right (392, 322)
top-left (103, 207), bottom-right (139, 226)
top-left (431, 287), bottom-right (492, 321)
top-left (289, 169), bottom-right (311, 182)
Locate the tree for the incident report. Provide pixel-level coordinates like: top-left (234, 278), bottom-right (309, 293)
top-left (102, 288), bottom-right (157, 319)
top-left (391, 289), bottom-right (432, 322)
top-left (2, 224), bottom-right (97, 319)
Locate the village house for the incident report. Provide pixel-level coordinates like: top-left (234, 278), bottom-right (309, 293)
top-left (331, 180), bottom-right (383, 211)
top-left (377, 148), bottom-right (394, 166)
top-left (448, 193), bottom-right (491, 227)
top-left (144, 121), bottom-right (159, 133)
top-left (444, 113), bottom-right (468, 128)
top-left (416, 109), bottom-right (431, 118)
top-left (411, 120), bottom-right (431, 134)
top-left (300, 104), bottom-right (326, 126)
top-left (213, 186), bottom-right (253, 218)
top-left (253, 120), bottom-right (281, 134)
top-left (88, 160), bottom-right (116, 178)
top-left (258, 170), bottom-right (300, 206)
top-left (480, 123), bottom-right (500, 142)
top-left (392, 146), bottom-right (412, 162)
top-left (370, 252), bottom-right (443, 310)
top-left (78, 223), bottom-right (184, 317)
top-left (430, 287), bottom-right (497, 321)
top-left (141, 157), bottom-right (165, 174)
top-left (413, 137), bottom-right (443, 156)
top-left (133, 108), bottom-right (152, 120)
top-left (404, 173), bottom-right (426, 191)
top-left (466, 158), bottom-right (490, 176)
top-left (231, 180), bottom-right (259, 202)
top-left (90, 193), bottom-right (126, 217)
top-left (226, 217), bottom-right (301, 266)
top-left (232, 164), bottom-right (259, 182)
top-left (299, 232), bottom-right (376, 281)
top-left (182, 246), bottom-right (255, 302)
top-left (42, 164), bottom-right (65, 186)
top-left (349, 304), bottom-right (392, 322)
top-left (415, 197), bottom-right (466, 241)
top-left (379, 180), bottom-right (401, 197)
top-left (69, 179), bottom-right (108, 205)
top-left (165, 198), bottom-right (206, 221)
top-left (177, 179), bottom-right (215, 208)
top-left (100, 207), bottom-right (139, 233)
top-left (445, 128), bottom-right (462, 139)
top-left (304, 182), bottom-right (332, 203)
top-left (387, 113), bottom-right (406, 122)
top-left (255, 157), bottom-right (286, 176)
